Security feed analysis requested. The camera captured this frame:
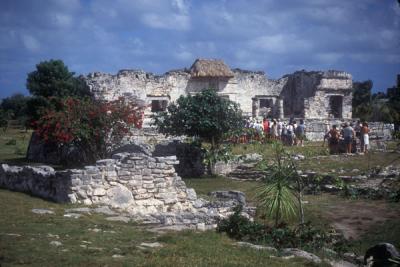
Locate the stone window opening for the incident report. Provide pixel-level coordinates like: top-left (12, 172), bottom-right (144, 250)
top-left (151, 100), bottom-right (168, 112)
top-left (329, 95), bottom-right (343, 118)
top-left (259, 99), bottom-right (273, 109)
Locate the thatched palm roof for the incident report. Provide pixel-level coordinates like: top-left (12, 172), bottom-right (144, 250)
top-left (190, 59), bottom-right (234, 78)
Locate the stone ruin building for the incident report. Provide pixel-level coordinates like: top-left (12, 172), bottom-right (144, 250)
top-left (85, 58), bottom-right (353, 121)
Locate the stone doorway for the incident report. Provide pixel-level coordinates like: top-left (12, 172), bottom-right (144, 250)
top-left (329, 95), bottom-right (343, 118)
top-left (151, 100), bottom-right (168, 112)
top-left (252, 98), bottom-right (273, 117)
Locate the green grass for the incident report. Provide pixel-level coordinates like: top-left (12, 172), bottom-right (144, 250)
top-left (0, 189), bottom-right (329, 267)
top-left (185, 176), bottom-right (260, 202)
top-left (349, 218), bottom-right (400, 255)
top-left (0, 128), bottom-right (31, 164)
top-left (231, 142), bottom-right (400, 175)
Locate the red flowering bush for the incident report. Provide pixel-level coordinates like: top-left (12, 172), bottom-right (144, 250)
top-left (33, 97), bottom-right (144, 163)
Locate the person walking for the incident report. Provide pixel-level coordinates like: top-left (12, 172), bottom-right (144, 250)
top-left (287, 122), bottom-right (295, 146)
top-left (296, 119), bottom-right (306, 147)
top-left (343, 122), bottom-right (355, 154)
top-left (263, 118), bottom-right (270, 140)
top-left (277, 119), bottom-right (283, 140)
top-left (322, 121), bottom-right (330, 147)
top-left (361, 122), bottom-right (370, 153)
top-left (328, 125), bottom-right (340, 154)
top-left (271, 119), bottom-right (278, 140)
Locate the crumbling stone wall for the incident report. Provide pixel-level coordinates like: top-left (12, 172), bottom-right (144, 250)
top-left (281, 70), bottom-right (352, 119)
top-left (85, 63), bottom-right (353, 120)
top-left (0, 153), bottom-right (197, 215)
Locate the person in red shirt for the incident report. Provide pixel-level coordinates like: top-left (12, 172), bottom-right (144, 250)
top-left (263, 118), bottom-right (270, 140)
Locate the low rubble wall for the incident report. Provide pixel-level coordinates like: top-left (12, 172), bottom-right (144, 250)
top-left (0, 152), bottom-right (255, 227)
top-left (0, 153), bottom-right (197, 215)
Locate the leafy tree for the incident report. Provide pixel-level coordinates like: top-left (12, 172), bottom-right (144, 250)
top-left (387, 80), bottom-right (400, 126)
top-left (25, 59), bottom-right (92, 127)
top-left (352, 80), bottom-right (373, 120)
top-left (0, 108), bottom-right (12, 131)
top-left (0, 93), bottom-right (29, 119)
top-left (33, 97), bottom-right (144, 164)
top-left (27, 59), bottom-right (90, 98)
top-left (151, 88), bottom-right (243, 172)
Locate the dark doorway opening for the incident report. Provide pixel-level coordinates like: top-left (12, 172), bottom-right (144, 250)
top-left (151, 100), bottom-right (168, 112)
top-left (329, 96), bottom-right (343, 118)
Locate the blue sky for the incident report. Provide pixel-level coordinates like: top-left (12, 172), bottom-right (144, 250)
top-left (0, 0), bottom-right (399, 99)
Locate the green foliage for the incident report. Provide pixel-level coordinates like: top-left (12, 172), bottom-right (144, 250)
top-left (152, 88), bottom-right (243, 174)
top-left (0, 108), bottom-right (11, 130)
top-left (26, 59), bottom-right (90, 98)
top-left (25, 96), bottom-right (52, 123)
top-left (256, 142), bottom-right (300, 226)
top-left (217, 205), bottom-right (265, 241)
top-left (5, 139), bottom-right (16, 145)
top-left (152, 88), bottom-right (243, 147)
top-left (0, 93), bottom-right (30, 120)
top-left (352, 79), bottom-right (400, 123)
top-left (203, 144), bottom-right (235, 168)
top-left (23, 60), bottom-right (92, 128)
top-left (217, 205), bottom-right (346, 251)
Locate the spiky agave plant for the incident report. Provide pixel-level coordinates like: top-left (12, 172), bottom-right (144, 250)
top-left (256, 141), bottom-right (298, 227)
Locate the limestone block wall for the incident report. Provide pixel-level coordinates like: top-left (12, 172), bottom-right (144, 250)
top-left (0, 153), bottom-right (197, 215)
top-left (85, 66), bottom-right (353, 120)
top-left (303, 119), bottom-right (393, 141)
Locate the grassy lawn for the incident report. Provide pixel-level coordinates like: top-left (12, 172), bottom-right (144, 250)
top-left (232, 142), bottom-right (400, 175)
top-left (185, 176), bottom-right (260, 202)
top-left (0, 128), bottom-right (32, 164)
top-left (1, 129), bottom-right (399, 265)
top-left (0, 189), bottom-right (326, 267)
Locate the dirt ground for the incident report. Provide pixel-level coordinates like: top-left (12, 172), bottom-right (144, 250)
top-left (314, 196), bottom-right (400, 239)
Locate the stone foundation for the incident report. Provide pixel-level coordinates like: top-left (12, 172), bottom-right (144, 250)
top-left (1, 153), bottom-right (195, 214)
top-left (0, 152), bottom-right (254, 227)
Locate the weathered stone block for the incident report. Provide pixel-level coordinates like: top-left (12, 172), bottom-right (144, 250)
top-left (143, 183), bottom-right (155, 189)
top-left (141, 169), bottom-right (151, 176)
top-left (132, 188), bottom-right (147, 194)
top-left (107, 185), bottom-right (134, 206)
top-left (134, 193), bottom-right (152, 200)
top-left (155, 183), bottom-right (167, 188)
top-left (117, 170), bottom-right (130, 176)
top-left (93, 188), bottom-right (106, 196)
top-left (153, 178), bottom-right (166, 183)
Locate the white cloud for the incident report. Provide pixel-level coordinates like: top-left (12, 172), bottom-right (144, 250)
top-left (175, 50), bottom-right (193, 61)
top-left (53, 13), bottom-right (73, 27)
top-left (316, 52), bottom-right (343, 64)
top-left (174, 45), bottom-right (193, 61)
top-left (141, 13), bottom-right (190, 31)
top-left (21, 34), bottom-right (40, 52)
top-left (172, 0), bottom-right (189, 14)
top-left (249, 34), bottom-right (313, 54)
top-left (127, 37), bottom-right (145, 55)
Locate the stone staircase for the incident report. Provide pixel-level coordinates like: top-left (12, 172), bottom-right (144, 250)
top-left (226, 162), bottom-right (266, 181)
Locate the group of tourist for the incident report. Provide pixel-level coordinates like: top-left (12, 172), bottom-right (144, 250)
top-left (324, 121), bottom-right (370, 154)
top-left (244, 117), bottom-right (307, 146)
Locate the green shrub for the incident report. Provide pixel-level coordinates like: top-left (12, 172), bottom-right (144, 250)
top-left (217, 205), bottom-right (264, 241)
top-left (217, 205), bottom-right (348, 252)
top-left (5, 139), bottom-right (16, 145)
